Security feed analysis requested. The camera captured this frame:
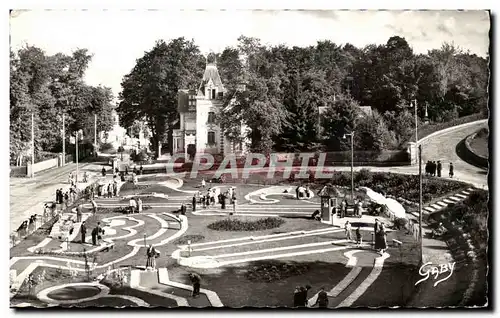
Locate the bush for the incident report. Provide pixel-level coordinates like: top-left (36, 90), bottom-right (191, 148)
top-left (245, 261), bottom-right (310, 283)
top-left (394, 218), bottom-right (409, 230)
top-left (99, 143), bottom-right (115, 153)
top-left (330, 170), bottom-right (470, 203)
top-left (207, 217), bottom-right (285, 231)
top-left (120, 183), bottom-right (150, 192)
top-left (173, 235), bottom-right (205, 245)
top-left (440, 190), bottom-right (488, 254)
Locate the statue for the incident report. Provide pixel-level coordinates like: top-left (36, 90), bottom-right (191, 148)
top-left (146, 245), bottom-right (160, 270)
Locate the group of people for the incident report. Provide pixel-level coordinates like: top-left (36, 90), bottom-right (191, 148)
top-left (194, 187), bottom-right (237, 212)
top-left (340, 198), bottom-right (364, 218)
top-left (344, 221), bottom-right (363, 247)
top-left (425, 160), bottom-right (454, 178)
top-left (128, 197), bottom-right (144, 214)
top-left (292, 285), bottom-right (329, 308)
top-left (79, 221), bottom-right (105, 245)
top-left (16, 215), bottom-right (38, 238)
top-left (295, 185), bottom-right (312, 200)
top-left (55, 184), bottom-right (79, 209)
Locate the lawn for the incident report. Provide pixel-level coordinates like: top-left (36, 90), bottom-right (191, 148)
top-left (469, 128), bottom-right (489, 158)
top-left (167, 260), bottom-right (352, 308)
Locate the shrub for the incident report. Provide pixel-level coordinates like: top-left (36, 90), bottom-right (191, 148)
top-left (394, 218), bottom-right (409, 230)
top-left (120, 183), bottom-right (151, 192)
top-left (207, 217), bottom-right (285, 231)
top-left (330, 170), bottom-right (470, 203)
top-left (440, 190), bottom-right (488, 254)
top-left (99, 143), bottom-right (115, 153)
top-left (173, 235), bottom-right (205, 245)
top-left (245, 261), bottom-right (310, 283)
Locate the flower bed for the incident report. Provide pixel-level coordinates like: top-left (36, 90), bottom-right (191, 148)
top-left (119, 183), bottom-right (151, 192)
top-left (173, 235), bottom-right (205, 245)
top-left (329, 169), bottom-right (470, 203)
top-left (207, 217), bottom-right (285, 231)
top-left (245, 261), bottom-right (310, 283)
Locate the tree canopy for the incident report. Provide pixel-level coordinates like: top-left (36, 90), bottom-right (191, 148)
top-left (10, 45), bottom-right (115, 165)
top-left (117, 35), bottom-right (489, 154)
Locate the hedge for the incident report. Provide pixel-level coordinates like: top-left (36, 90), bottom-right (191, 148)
top-left (207, 217), bottom-right (285, 231)
top-left (411, 112), bottom-right (487, 142)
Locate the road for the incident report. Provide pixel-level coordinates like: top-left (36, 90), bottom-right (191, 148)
top-left (9, 161), bottom-right (110, 232)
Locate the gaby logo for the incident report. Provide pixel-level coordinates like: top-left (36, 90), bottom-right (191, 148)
top-left (415, 262), bottom-right (456, 287)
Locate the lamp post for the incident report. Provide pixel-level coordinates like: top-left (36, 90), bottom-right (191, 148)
top-left (75, 130), bottom-right (83, 184)
top-left (94, 114), bottom-right (97, 157)
top-left (343, 131), bottom-right (355, 200)
top-left (418, 145), bottom-right (423, 262)
top-left (414, 99), bottom-right (418, 165)
top-left (62, 113), bottom-right (66, 166)
top-left (31, 113), bottom-right (35, 178)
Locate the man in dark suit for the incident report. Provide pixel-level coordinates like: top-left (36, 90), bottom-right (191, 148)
top-left (81, 221), bottom-right (87, 244)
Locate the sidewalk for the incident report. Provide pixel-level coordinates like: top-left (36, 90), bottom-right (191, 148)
top-left (9, 161), bottom-right (104, 232)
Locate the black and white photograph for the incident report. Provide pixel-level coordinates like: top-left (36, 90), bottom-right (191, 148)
top-left (8, 7), bottom-right (491, 309)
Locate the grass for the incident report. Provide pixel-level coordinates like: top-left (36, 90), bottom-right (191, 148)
top-left (167, 260), bottom-right (352, 308)
top-left (469, 130), bottom-right (489, 158)
top-left (352, 264), bottom-right (418, 307)
top-left (173, 235), bottom-right (205, 245)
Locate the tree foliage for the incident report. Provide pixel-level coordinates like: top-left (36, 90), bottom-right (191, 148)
top-left (117, 35), bottom-right (488, 154)
top-left (117, 38), bottom-right (205, 157)
top-left (10, 45), bottom-right (115, 165)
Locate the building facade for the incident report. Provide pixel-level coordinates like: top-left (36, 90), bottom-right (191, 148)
top-left (173, 59), bottom-right (248, 159)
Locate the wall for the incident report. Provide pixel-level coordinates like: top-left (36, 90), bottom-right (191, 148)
top-left (464, 130), bottom-right (489, 169)
top-left (27, 158), bottom-right (58, 175)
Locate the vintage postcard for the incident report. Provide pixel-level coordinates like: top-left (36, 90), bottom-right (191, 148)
top-left (9, 9), bottom-right (490, 309)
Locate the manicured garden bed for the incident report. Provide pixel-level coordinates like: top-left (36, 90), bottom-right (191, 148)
top-left (207, 217), bottom-right (285, 231)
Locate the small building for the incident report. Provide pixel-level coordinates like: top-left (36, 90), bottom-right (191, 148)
top-left (317, 184), bottom-right (342, 223)
top-left (173, 53), bottom-right (249, 159)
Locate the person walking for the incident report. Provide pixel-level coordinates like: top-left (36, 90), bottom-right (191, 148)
top-left (437, 161), bottom-right (442, 177)
top-left (192, 194), bottom-right (197, 212)
top-left (76, 204), bottom-right (83, 222)
top-left (300, 285), bottom-right (312, 307)
top-left (373, 218), bottom-right (379, 249)
top-left (355, 226), bottom-right (362, 247)
top-left (129, 198), bottom-right (136, 214)
top-left (449, 162), bottom-right (454, 178)
top-left (83, 171), bottom-right (88, 183)
top-left (315, 287), bottom-right (329, 308)
top-left (107, 183), bottom-right (112, 198)
top-left (80, 221), bottom-right (87, 244)
top-left (189, 273), bottom-right (202, 298)
top-left (64, 192), bottom-right (69, 209)
top-left (379, 223), bottom-right (388, 255)
top-left (91, 199), bottom-right (98, 214)
top-left (101, 166), bottom-right (106, 177)
top-left (345, 221), bottom-right (352, 242)
top-left (139, 164), bottom-right (143, 175)
top-left (357, 200), bottom-right (363, 218)
top-left (293, 286), bottom-right (302, 307)
top-left (146, 245), bottom-right (159, 270)
top-left (232, 195), bottom-right (237, 214)
top-left (201, 178), bottom-right (206, 188)
top-left (137, 198), bottom-right (143, 213)
top-left (113, 181), bottom-right (118, 197)
top-left (221, 193), bottom-right (226, 210)
top-left (340, 200), bottom-right (346, 218)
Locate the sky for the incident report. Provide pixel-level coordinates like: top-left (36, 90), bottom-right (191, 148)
top-left (9, 9), bottom-right (491, 99)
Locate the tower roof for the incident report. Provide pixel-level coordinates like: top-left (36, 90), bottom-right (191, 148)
top-left (199, 61), bottom-right (225, 94)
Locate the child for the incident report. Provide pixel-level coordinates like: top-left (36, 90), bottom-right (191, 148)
top-left (345, 221), bottom-right (352, 242)
top-left (356, 226), bottom-right (362, 247)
